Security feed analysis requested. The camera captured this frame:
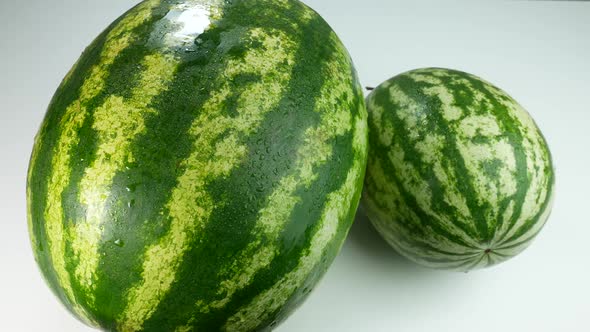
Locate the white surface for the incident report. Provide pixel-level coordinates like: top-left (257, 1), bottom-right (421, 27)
top-left (1, 1), bottom-right (589, 331)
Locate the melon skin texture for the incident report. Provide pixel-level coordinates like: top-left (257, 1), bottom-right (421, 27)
top-left (26, 0), bottom-right (368, 330)
top-left (362, 67), bottom-right (554, 271)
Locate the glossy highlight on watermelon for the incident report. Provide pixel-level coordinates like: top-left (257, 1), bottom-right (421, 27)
top-left (26, 0), bottom-right (368, 330)
top-left (362, 68), bottom-right (554, 271)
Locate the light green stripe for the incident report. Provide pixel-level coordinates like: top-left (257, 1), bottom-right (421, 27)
top-left (407, 71), bottom-right (442, 85)
top-left (415, 132), bottom-right (474, 228)
top-left (79, 0), bottom-right (161, 100)
top-left (118, 26), bottom-right (299, 332)
top-left (368, 97), bottom-right (392, 147)
top-left (188, 110), bottom-right (352, 314)
top-left (71, 53), bottom-right (178, 300)
top-left (222, 37), bottom-right (366, 326)
top-left (452, 72), bottom-right (550, 246)
top-left (223, 113), bottom-right (366, 331)
top-left (407, 70), bottom-right (547, 250)
top-left (496, 185), bottom-right (554, 252)
top-left (455, 113), bottom-right (518, 227)
top-left (382, 84), bottom-right (483, 249)
top-left (178, 33), bottom-right (358, 327)
top-left (422, 85), bottom-right (463, 121)
top-left (494, 200), bottom-right (516, 243)
top-left (419, 80), bottom-right (519, 235)
top-left (26, 187), bottom-right (35, 245)
top-left (493, 100), bottom-right (552, 245)
top-left (42, 1), bottom-right (160, 324)
top-left (363, 156), bottom-right (480, 260)
top-left (27, 136), bottom-right (43, 257)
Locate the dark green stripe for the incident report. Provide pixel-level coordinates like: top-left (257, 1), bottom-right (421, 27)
top-left (265, 66), bottom-right (367, 328)
top-left (140, 3), bottom-right (356, 330)
top-left (367, 82), bottom-right (481, 250)
top-left (496, 215), bottom-right (549, 252)
top-left (499, 150), bottom-right (554, 245)
top-left (46, 5), bottom-right (172, 326)
top-left (380, 235), bottom-right (482, 270)
top-left (413, 69), bottom-right (541, 254)
top-left (393, 239), bottom-right (482, 262)
top-left (250, 126), bottom-right (364, 330)
top-left (443, 70), bottom-right (529, 245)
top-left (79, 3), bottom-right (261, 328)
top-left (362, 172), bottom-right (485, 262)
top-left (213, 129), bottom-right (355, 332)
top-left (26, 2), bottom-right (126, 313)
top-left (397, 72), bottom-right (490, 241)
top-left (389, 234), bottom-right (482, 262)
top-left (453, 72), bottom-right (533, 244)
top-left (439, 72), bottom-right (524, 242)
top-left (501, 186), bottom-right (553, 245)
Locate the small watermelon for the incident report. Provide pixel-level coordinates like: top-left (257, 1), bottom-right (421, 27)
top-left (27, 0), bottom-right (368, 330)
top-left (362, 68), bottom-right (554, 271)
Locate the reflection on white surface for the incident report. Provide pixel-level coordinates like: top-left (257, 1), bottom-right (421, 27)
top-left (157, 3), bottom-right (212, 48)
top-left (169, 5), bottom-right (211, 42)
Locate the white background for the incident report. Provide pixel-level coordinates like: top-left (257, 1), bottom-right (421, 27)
top-left (1, 1), bottom-right (589, 331)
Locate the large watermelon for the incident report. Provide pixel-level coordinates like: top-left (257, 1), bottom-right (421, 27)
top-left (362, 68), bottom-right (554, 271)
top-left (26, 0), bottom-right (368, 330)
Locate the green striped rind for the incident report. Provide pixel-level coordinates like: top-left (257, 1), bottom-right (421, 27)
top-left (362, 68), bottom-right (554, 271)
top-left (27, 0), bottom-right (367, 331)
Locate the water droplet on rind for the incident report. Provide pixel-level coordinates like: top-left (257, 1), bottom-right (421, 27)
top-left (114, 239), bottom-right (125, 247)
top-left (126, 183), bottom-right (139, 192)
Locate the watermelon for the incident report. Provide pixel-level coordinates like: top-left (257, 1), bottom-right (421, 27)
top-left (362, 68), bottom-right (554, 271)
top-left (26, 0), bottom-right (368, 330)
